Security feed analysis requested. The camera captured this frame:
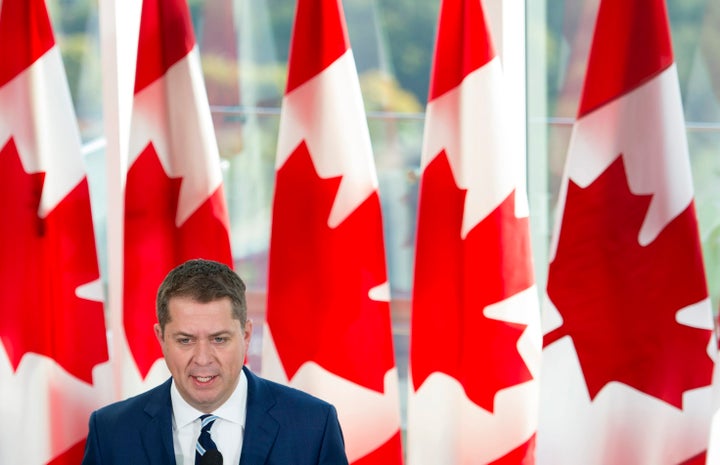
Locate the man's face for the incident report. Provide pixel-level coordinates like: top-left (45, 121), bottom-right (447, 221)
top-left (155, 296), bottom-right (252, 413)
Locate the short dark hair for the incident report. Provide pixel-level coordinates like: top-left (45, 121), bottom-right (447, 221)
top-left (156, 259), bottom-right (247, 335)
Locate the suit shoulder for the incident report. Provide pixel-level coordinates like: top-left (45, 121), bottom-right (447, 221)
top-left (92, 379), bottom-right (171, 424)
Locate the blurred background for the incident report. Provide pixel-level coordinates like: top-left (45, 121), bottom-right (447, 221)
top-left (48, 0), bottom-right (720, 428)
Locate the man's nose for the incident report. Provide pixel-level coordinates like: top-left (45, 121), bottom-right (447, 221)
top-left (193, 340), bottom-right (214, 364)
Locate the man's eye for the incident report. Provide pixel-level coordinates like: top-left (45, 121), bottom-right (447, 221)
top-left (213, 337), bottom-right (228, 344)
top-left (177, 337), bottom-right (191, 344)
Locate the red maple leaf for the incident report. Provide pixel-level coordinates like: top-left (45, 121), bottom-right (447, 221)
top-left (267, 141), bottom-right (395, 393)
top-left (0, 138), bottom-right (107, 383)
top-left (545, 155), bottom-right (713, 408)
top-left (411, 152), bottom-right (535, 412)
top-left (124, 144), bottom-right (233, 378)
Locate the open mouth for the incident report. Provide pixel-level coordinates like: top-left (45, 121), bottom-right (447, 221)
top-left (194, 375), bottom-right (215, 383)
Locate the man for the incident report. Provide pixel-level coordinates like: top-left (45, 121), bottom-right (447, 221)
top-left (82, 258), bottom-right (349, 464)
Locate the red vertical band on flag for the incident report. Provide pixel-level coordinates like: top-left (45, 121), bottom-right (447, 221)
top-left (134, 0), bottom-right (196, 94)
top-left (427, 0), bottom-right (495, 100)
top-left (0, 0), bottom-right (54, 87)
top-left (578, 0), bottom-right (673, 117)
top-left (284, 0), bottom-right (349, 94)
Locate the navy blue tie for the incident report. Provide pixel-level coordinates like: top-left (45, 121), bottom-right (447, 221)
top-left (195, 414), bottom-right (220, 464)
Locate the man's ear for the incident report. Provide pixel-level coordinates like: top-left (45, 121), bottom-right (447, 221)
top-left (154, 323), bottom-right (163, 344)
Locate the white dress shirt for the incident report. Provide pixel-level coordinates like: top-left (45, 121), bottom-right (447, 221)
top-left (170, 371), bottom-right (248, 465)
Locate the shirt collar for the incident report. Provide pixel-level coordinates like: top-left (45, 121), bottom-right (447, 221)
top-left (171, 369), bottom-right (248, 430)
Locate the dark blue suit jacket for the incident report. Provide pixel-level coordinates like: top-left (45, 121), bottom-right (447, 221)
top-left (82, 366), bottom-right (349, 464)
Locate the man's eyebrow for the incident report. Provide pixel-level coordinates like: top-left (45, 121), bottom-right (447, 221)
top-left (209, 331), bottom-right (232, 337)
top-left (170, 331), bottom-right (194, 338)
top-left (169, 330), bottom-right (234, 339)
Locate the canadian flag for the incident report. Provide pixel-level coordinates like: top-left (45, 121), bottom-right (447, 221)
top-left (261, 0), bottom-right (403, 463)
top-left (0, 0), bottom-right (110, 463)
top-left (116, 0), bottom-right (234, 394)
top-left (407, 0), bottom-right (541, 463)
top-left (537, 0), bottom-right (717, 463)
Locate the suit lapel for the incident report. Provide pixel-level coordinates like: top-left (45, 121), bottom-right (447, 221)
top-left (239, 367), bottom-right (279, 465)
top-left (141, 378), bottom-right (176, 464)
